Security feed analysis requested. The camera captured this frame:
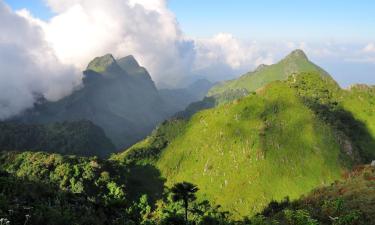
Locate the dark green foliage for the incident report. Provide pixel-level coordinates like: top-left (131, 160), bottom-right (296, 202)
top-left (0, 171), bottom-right (104, 225)
top-left (0, 151), bottom-right (133, 224)
top-left (283, 209), bottom-right (318, 225)
top-left (170, 182), bottom-right (199, 224)
top-left (0, 120), bottom-right (115, 157)
top-left (0, 151), bottom-right (127, 204)
top-left (257, 165), bottom-right (375, 225)
top-left (260, 197), bottom-right (292, 217)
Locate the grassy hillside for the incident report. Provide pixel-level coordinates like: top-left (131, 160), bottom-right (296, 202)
top-left (156, 80), bottom-right (344, 217)
top-left (115, 72), bottom-right (375, 218)
top-left (208, 49), bottom-right (330, 102)
top-left (340, 85), bottom-right (375, 161)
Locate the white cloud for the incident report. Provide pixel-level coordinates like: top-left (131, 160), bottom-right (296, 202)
top-left (0, 1), bottom-right (79, 119)
top-left (363, 43), bottom-right (375, 53)
top-left (40, 0), bottom-right (194, 87)
top-left (193, 33), bottom-right (278, 80)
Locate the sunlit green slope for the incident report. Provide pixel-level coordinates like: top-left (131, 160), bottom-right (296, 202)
top-left (208, 49), bottom-right (330, 99)
top-left (114, 71), bottom-right (375, 218)
top-left (115, 73), bottom-right (362, 217)
top-left (156, 79), bottom-right (343, 217)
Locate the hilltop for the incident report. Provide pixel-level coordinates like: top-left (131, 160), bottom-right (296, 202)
top-left (176, 49), bottom-right (334, 119)
top-left (208, 49), bottom-right (331, 100)
top-left (114, 69), bottom-right (375, 217)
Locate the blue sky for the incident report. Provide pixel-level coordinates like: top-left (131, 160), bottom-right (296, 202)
top-left (6, 0), bottom-right (375, 41)
top-left (169, 0), bottom-right (375, 41)
top-left (5, 0), bottom-right (54, 20)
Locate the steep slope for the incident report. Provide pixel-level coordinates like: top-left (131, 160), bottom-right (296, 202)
top-left (15, 54), bottom-right (172, 149)
top-left (340, 84), bottom-right (375, 161)
top-left (259, 164), bottom-right (375, 225)
top-left (156, 78), bottom-right (344, 217)
top-left (208, 49), bottom-right (331, 102)
top-left (0, 120), bottom-right (115, 157)
top-left (114, 72), bottom-right (375, 218)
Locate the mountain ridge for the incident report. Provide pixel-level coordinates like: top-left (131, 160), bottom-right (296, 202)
top-left (208, 49), bottom-right (332, 99)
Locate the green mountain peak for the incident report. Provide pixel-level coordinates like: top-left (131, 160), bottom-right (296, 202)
top-left (86, 53), bottom-right (117, 73)
top-left (117, 55), bottom-right (140, 70)
top-left (207, 49), bottom-right (330, 101)
top-left (254, 63), bottom-right (268, 72)
top-left (117, 55), bottom-right (153, 80)
top-left (283, 49), bottom-right (308, 61)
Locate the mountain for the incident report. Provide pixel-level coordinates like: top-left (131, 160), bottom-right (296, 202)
top-left (174, 50), bottom-right (333, 119)
top-left (113, 71), bottom-right (375, 217)
top-left (1, 50), bottom-right (374, 224)
top-left (208, 49), bottom-right (331, 103)
top-left (0, 120), bottom-right (115, 157)
top-left (13, 54), bottom-right (176, 150)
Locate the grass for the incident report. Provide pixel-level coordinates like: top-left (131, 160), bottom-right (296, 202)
top-left (156, 80), bottom-right (343, 217)
top-left (208, 49), bottom-right (330, 99)
top-left (114, 72), bottom-right (375, 219)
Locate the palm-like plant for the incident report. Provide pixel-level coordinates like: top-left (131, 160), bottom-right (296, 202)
top-left (170, 182), bottom-right (199, 225)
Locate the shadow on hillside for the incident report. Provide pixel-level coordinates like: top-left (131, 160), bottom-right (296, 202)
top-left (126, 163), bottom-right (166, 204)
top-left (304, 98), bottom-right (375, 164)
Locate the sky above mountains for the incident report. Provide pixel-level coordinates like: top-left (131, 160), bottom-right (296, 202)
top-left (6, 0), bottom-right (375, 41)
top-left (1, 0), bottom-right (375, 119)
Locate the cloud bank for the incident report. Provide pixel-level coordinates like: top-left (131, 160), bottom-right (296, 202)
top-left (0, 2), bottom-right (79, 119)
top-left (1, 0), bottom-right (374, 119)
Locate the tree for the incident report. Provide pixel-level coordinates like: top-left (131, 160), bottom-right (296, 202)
top-left (170, 182), bottom-right (199, 225)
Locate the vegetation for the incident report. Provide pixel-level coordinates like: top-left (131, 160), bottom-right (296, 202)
top-left (170, 182), bottom-right (199, 224)
top-left (1, 50), bottom-right (374, 224)
top-left (257, 164), bottom-right (375, 225)
top-left (116, 71), bottom-right (375, 217)
top-left (177, 49), bottom-right (333, 119)
top-left (1, 154), bottom-right (373, 225)
top-left (0, 120), bottom-right (115, 157)
top-left (0, 151), bottom-right (129, 224)
top-left (208, 49), bottom-right (330, 100)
